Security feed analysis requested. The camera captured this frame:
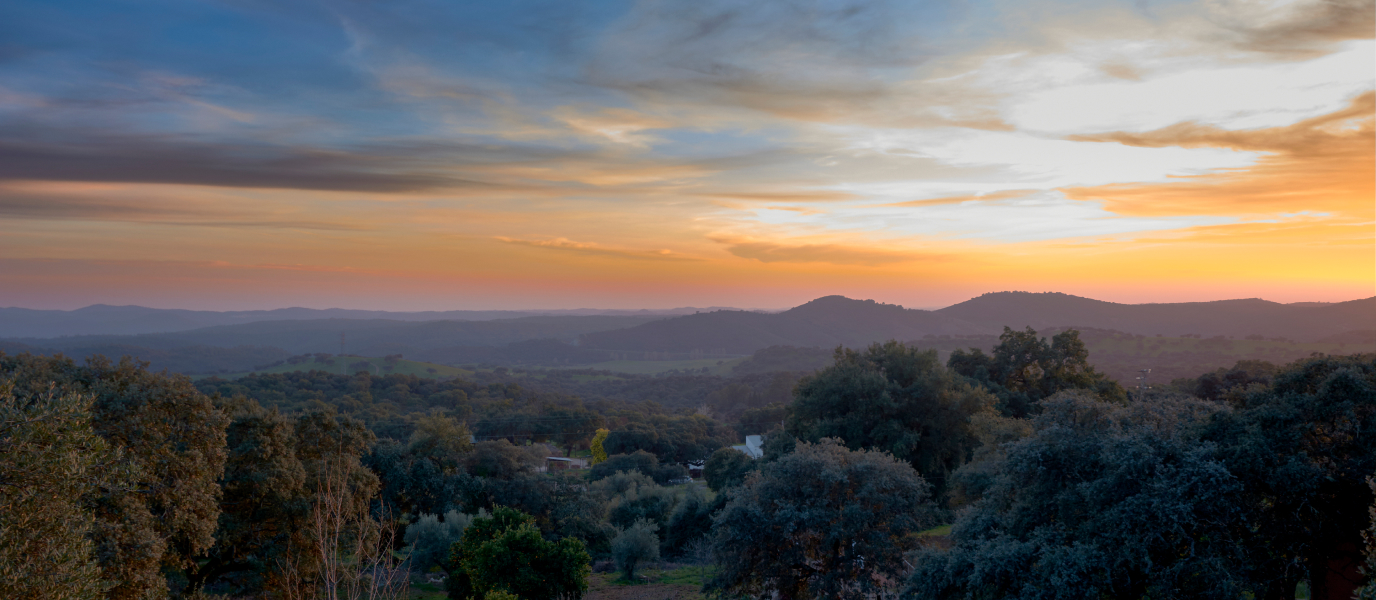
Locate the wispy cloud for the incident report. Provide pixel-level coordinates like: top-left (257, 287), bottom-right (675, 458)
top-left (495, 237), bottom-right (698, 261)
top-left (714, 237), bottom-right (924, 266)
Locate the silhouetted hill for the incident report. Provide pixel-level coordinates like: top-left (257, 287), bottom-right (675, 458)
top-left (934, 292), bottom-right (1376, 341)
top-left (578, 297), bottom-right (979, 354)
top-left (579, 293), bottom-right (1375, 354)
top-left (0, 304), bottom-right (737, 338)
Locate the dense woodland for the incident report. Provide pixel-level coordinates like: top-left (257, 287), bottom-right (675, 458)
top-left (3, 325), bottom-right (1375, 599)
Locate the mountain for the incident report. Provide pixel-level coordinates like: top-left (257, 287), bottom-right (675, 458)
top-left (579, 293), bottom-right (1376, 354)
top-left (578, 296), bottom-right (980, 354)
top-left (934, 292), bottom-right (1376, 340)
top-left (0, 304), bottom-right (743, 338)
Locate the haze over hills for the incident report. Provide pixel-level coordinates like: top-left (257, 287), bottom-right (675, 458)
top-left (1, 292), bottom-right (1371, 376)
top-left (936, 292), bottom-right (1376, 340)
top-left (0, 304), bottom-right (744, 338)
top-left (581, 292), bottom-right (1376, 353)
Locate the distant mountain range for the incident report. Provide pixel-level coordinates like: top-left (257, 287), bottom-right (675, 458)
top-left (1, 292), bottom-right (1370, 375)
top-left (581, 293), bottom-right (1376, 353)
top-left (0, 304), bottom-right (744, 338)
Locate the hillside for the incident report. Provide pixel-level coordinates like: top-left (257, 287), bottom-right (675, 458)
top-left (578, 297), bottom-right (978, 354)
top-left (935, 292), bottom-right (1376, 341)
top-left (580, 293), bottom-right (1376, 355)
top-left (0, 304), bottom-right (734, 338)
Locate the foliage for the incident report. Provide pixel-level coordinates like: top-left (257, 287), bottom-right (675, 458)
top-left (593, 472), bottom-right (676, 530)
top-left (702, 447), bottom-right (754, 491)
top-left (601, 414), bottom-right (735, 464)
top-left (0, 382), bottom-right (136, 600)
top-left (947, 327), bottom-right (1125, 416)
top-left (707, 439), bottom-right (938, 600)
top-left (906, 394), bottom-right (1256, 599)
top-left (590, 428), bottom-right (609, 465)
top-left (788, 341), bottom-right (993, 497)
top-left (1360, 476), bottom-right (1376, 600)
top-left (588, 450), bottom-right (687, 485)
top-left (464, 440), bottom-right (541, 480)
top-left (1200, 353), bottom-right (1376, 599)
top-left (736, 402), bottom-right (789, 436)
top-left (612, 519), bottom-right (660, 581)
top-left (189, 397), bottom-right (309, 593)
top-left (446, 506), bottom-right (590, 600)
top-left (1, 352), bottom-right (229, 600)
top-left (660, 484), bottom-right (725, 559)
top-left (406, 511), bottom-right (475, 574)
top-left (1181, 359), bottom-right (1279, 402)
top-left (409, 411), bottom-right (474, 472)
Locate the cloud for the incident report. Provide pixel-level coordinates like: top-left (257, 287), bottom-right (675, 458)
top-left (1067, 91), bottom-right (1374, 154)
top-left (551, 106), bottom-right (673, 147)
top-left (0, 183), bottom-right (373, 230)
top-left (0, 132), bottom-right (465, 192)
top-left (495, 237), bottom-right (698, 261)
top-left (715, 238), bottom-right (922, 266)
top-left (694, 190), bottom-right (862, 203)
top-left (1064, 92), bottom-right (1374, 217)
top-left (878, 189), bottom-right (1040, 208)
top-left (1206, 0), bottom-right (1375, 58)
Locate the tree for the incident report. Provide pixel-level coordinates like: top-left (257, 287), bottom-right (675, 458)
top-left (187, 396), bottom-right (309, 593)
top-left (707, 439), bottom-right (938, 600)
top-left (0, 382), bottom-right (136, 600)
top-left (590, 428), bottom-right (609, 465)
top-left (446, 506), bottom-right (589, 600)
top-left (948, 327), bottom-right (1124, 416)
top-left (291, 456), bottom-right (408, 600)
top-left (409, 410), bottom-right (473, 473)
top-left (1360, 476), bottom-right (1376, 600)
top-left (588, 450), bottom-right (686, 485)
top-left (1201, 353), bottom-right (1376, 600)
top-left (406, 511), bottom-right (474, 574)
top-left (906, 393), bottom-right (1256, 599)
top-left (0, 353), bottom-right (229, 600)
top-left (787, 341), bottom-right (993, 496)
top-left (660, 484), bottom-right (725, 559)
top-left (593, 472), bottom-right (675, 530)
top-left (612, 519), bottom-right (659, 581)
top-left (702, 447), bottom-right (754, 491)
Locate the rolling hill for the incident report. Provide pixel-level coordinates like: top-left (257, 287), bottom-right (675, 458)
top-left (580, 293), bottom-right (1376, 354)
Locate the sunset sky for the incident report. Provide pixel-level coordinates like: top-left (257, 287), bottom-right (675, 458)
top-left (1, 0), bottom-right (1372, 310)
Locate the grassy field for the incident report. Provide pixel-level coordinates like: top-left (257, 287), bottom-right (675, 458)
top-left (588, 564), bottom-right (715, 600)
top-left (200, 356), bottom-right (473, 380)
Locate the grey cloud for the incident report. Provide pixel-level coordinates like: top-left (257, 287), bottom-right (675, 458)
top-left (582, 0), bottom-right (940, 119)
top-left (1211, 0), bottom-right (1374, 57)
top-left (0, 134), bottom-right (467, 192)
top-left (0, 192), bottom-right (371, 230)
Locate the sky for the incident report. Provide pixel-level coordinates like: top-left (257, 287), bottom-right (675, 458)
top-left (0, 0), bottom-right (1371, 311)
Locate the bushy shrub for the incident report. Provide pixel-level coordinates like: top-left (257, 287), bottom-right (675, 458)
top-left (612, 519), bottom-right (659, 581)
top-left (660, 484), bottom-right (726, 558)
top-left (588, 450), bottom-right (686, 485)
top-left (404, 510), bottom-right (474, 573)
top-left (593, 471), bottom-right (676, 530)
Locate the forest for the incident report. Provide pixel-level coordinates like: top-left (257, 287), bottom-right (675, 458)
top-left (2, 326), bottom-right (1374, 600)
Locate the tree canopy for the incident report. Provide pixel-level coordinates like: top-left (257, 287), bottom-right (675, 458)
top-left (446, 506), bottom-right (590, 600)
top-left (948, 327), bottom-right (1125, 416)
top-left (707, 439), bottom-right (938, 600)
top-left (787, 341), bottom-right (993, 495)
